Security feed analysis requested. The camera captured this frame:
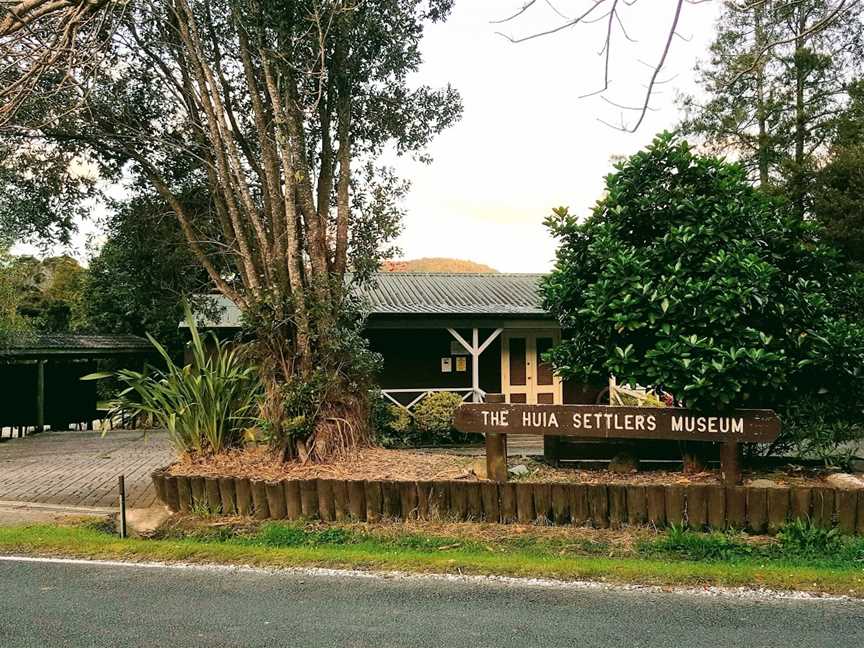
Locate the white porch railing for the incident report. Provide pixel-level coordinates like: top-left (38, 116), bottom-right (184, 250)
top-left (377, 327), bottom-right (501, 412)
top-left (380, 387), bottom-right (487, 412)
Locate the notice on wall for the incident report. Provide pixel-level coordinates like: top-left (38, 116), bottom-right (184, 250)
top-left (450, 341), bottom-right (469, 356)
top-left (454, 404), bottom-right (780, 443)
top-left (441, 357), bottom-right (452, 373)
top-left (455, 356), bottom-right (467, 372)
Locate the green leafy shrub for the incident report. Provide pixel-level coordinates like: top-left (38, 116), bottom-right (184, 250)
top-left (373, 391), bottom-right (474, 447)
top-left (543, 132), bottom-right (864, 456)
top-left (413, 391), bottom-right (464, 435)
top-left (0, 249), bottom-right (32, 346)
top-left (369, 393), bottom-right (412, 447)
top-left (87, 307), bottom-right (260, 455)
top-left (387, 404), bottom-right (413, 434)
top-left (778, 398), bottom-right (863, 466)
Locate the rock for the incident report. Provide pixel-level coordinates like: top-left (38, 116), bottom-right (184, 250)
top-left (747, 479), bottom-right (781, 489)
top-left (508, 464), bottom-right (529, 477)
top-left (609, 452), bottom-right (640, 474)
top-left (825, 473), bottom-right (864, 490)
top-left (849, 458), bottom-right (864, 474)
top-left (472, 458), bottom-right (487, 480)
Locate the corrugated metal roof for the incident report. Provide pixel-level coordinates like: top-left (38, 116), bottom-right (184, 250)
top-left (186, 273), bottom-right (550, 328)
top-left (356, 273), bottom-right (548, 316)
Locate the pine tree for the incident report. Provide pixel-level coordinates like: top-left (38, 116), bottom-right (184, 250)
top-left (681, 0), bottom-right (864, 216)
top-left (813, 80), bottom-right (864, 267)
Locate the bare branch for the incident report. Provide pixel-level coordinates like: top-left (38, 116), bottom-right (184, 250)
top-left (494, 1), bottom-right (607, 43)
top-left (0, 0), bottom-right (123, 127)
top-left (498, 0), bottom-right (860, 132)
top-left (490, 0), bottom-right (539, 25)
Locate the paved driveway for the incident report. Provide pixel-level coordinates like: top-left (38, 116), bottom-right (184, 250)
top-left (0, 430), bottom-right (172, 509)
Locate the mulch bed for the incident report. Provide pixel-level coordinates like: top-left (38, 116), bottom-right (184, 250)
top-left (168, 447), bottom-right (478, 482)
top-left (166, 446), bottom-right (846, 488)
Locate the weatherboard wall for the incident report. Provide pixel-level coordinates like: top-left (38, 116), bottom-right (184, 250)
top-left (366, 327), bottom-right (502, 398)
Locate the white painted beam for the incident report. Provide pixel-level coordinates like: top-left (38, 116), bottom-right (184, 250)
top-left (477, 328), bottom-right (503, 355)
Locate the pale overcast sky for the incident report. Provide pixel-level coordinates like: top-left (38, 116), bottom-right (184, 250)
top-left (394, 0), bottom-right (719, 272)
top-left (16, 0), bottom-right (720, 271)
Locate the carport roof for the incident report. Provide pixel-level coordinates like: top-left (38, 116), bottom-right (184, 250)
top-left (0, 334), bottom-right (153, 359)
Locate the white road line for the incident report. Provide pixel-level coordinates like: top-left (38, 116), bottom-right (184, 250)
top-left (0, 554), bottom-right (855, 603)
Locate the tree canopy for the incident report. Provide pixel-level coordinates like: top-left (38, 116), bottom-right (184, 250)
top-left (542, 133), bottom-right (864, 455)
top-left (7, 254), bottom-right (88, 334)
top-left (0, 0), bottom-right (462, 460)
top-left (813, 79), bottom-right (864, 269)
top-left (0, 249), bottom-right (31, 346)
top-left (84, 193), bottom-right (211, 352)
top-left (680, 0), bottom-right (864, 217)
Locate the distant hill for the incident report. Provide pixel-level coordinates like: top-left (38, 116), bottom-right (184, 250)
top-left (381, 258), bottom-right (497, 273)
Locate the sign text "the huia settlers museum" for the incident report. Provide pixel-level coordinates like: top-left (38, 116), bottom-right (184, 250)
top-left (454, 404), bottom-right (780, 443)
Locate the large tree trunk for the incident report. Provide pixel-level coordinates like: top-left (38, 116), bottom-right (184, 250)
top-left (792, 8), bottom-right (808, 219)
top-left (754, 2), bottom-right (770, 189)
top-left (163, 0), bottom-right (372, 462)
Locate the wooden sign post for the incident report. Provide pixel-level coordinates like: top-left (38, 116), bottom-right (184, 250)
top-left (453, 403), bottom-right (781, 485)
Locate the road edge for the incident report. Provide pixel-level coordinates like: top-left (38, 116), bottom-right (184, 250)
top-left (0, 553), bottom-right (855, 603)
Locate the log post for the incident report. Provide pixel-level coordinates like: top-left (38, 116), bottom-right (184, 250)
top-left (35, 360), bottom-right (45, 432)
top-left (347, 480), bottom-right (366, 520)
top-left (486, 433), bottom-right (508, 482)
top-left (176, 476), bottom-right (192, 513)
top-left (219, 478), bottom-right (237, 515)
top-left (251, 480), bottom-right (270, 520)
top-left (163, 475), bottom-right (180, 512)
top-left (333, 480), bottom-right (350, 521)
top-left (720, 441), bottom-right (741, 485)
top-left (234, 479), bottom-right (252, 516)
top-left (318, 479), bottom-right (336, 521)
top-left (284, 480), bottom-right (302, 519)
top-left (484, 394), bottom-right (508, 482)
top-left (543, 436), bottom-right (561, 468)
top-left (266, 481), bottom-right (287, 520)
top-left (204, 477), bottom-right (222, 515)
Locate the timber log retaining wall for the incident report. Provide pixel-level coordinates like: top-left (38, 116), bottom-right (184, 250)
top-left (152, 469), bottom-right (864, 535)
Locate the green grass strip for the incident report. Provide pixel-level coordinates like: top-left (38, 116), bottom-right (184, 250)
top-left (0, 523), bottom-right (862, 597)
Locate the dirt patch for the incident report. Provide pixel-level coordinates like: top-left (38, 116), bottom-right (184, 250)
top-left (166, 447), bottom-right (842, 488)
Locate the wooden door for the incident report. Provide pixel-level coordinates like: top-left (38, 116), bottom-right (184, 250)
top-left (501, 331), bottom-right (562, 404)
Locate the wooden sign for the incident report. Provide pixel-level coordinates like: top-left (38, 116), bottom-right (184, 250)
top-left (454, 404), bottom-right (780, 443)
top-left (455, 403), bottom-right (781, 485)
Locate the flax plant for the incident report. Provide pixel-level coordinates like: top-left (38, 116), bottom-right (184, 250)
top-left (87, 309), bottom-right (260, 455)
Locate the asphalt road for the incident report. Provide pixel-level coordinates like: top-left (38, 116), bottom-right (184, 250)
top-left (1, 557), bottom-right (863, 648)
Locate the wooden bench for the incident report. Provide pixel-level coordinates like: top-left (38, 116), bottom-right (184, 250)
top-left (453, 396), bottom-right (781, 485)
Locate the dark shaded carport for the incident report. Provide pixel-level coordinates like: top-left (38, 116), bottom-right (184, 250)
top-left (0, 335), bottom-right (153, 436)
